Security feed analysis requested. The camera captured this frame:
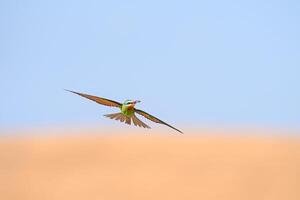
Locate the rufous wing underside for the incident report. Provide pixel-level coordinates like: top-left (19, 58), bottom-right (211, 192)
top-left (66, 90), bottom-right (122, 108)
top-left (134, 109), bottom-right (183, 133)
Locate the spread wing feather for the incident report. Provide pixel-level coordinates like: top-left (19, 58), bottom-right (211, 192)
top-left (132, 114), bottom-right (150, 128)
top-left (66, 90), bottom-right (122, 108)
top-left (104, 113), bottom-right (132, 125)
top-left (134, 109), bottom-right (183, 133)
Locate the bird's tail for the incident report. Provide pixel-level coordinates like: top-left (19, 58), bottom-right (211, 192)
top-left (131, 114), bottom-right (150, 128)
top-left (104, 113), bottom-right (131, 125)
top-left (104, 113), bottom-right (150, 128)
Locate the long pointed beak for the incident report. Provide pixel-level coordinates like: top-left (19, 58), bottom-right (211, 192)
top-left (134, 100), bottom-right (141, 104)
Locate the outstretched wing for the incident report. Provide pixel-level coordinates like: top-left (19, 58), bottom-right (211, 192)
top-left (134, 109), bottom-right (183, 133)
top-left (66, 89), bottom-right (122, 108)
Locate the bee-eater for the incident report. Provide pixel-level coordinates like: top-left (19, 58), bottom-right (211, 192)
top-left (66, 90), bottom-right (183, 133)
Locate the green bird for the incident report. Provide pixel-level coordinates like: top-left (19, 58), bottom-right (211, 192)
top-left (66, 90), bottom-right (183, 133)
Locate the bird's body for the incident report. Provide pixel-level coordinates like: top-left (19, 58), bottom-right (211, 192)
top-left (66, 90), bottom-right (183, 133)
top-left (121, 100), bottom-right (135, 117)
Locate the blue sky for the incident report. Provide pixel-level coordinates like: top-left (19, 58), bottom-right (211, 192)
top-left (1, 0), bottom-right (299, 129)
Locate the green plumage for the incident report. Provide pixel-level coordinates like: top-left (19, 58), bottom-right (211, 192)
top-left (120, 100), bottom-right (134, 117)
top-left (121, 104), bottom-right (134, 117)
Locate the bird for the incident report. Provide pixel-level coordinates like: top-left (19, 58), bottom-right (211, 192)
top-left (66, 90), bottom-right (183, 133)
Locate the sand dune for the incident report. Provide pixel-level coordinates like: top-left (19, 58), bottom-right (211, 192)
top-left (0, 128), bottom-right (299, 200)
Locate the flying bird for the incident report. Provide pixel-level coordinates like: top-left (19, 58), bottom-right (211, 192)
top-left (66, 90), bottom-right (183, 133)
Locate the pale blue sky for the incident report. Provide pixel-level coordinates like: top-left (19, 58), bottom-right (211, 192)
top-left (1, 0), bottom-right (299, 129)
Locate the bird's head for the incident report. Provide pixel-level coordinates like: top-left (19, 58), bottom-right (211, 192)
top-left (123, 99), bottom-right (141, 107)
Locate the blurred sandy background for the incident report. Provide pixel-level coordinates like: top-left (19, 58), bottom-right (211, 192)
top-left (0, 128), bottom-right (299, 200)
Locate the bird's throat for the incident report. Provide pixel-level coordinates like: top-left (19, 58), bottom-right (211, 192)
top-left (121, 105), bottom-right (135, 117)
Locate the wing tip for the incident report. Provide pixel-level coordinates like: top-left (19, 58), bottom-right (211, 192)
top-left (171, 127), bottom-right (184, 134)
top-left (64, 89), bottom-right (77, 94)
top-left (64, 89), bottom-right (78, 96)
